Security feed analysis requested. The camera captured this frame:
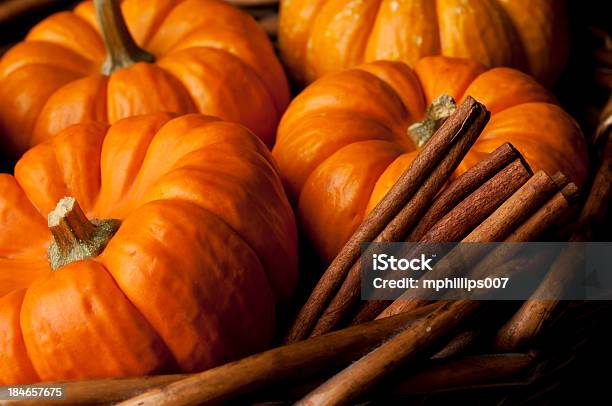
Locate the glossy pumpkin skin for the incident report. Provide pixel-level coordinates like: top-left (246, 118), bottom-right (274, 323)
top-left (0, 113), bottom-right (298, 384)
top-left (279, 0), bottom-right (568, 86)
top-left (0, 0), bottom-right (290, 157)
top-left (272, 57), bottom-right (587, 262)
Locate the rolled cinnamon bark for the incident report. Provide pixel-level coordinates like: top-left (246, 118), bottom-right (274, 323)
top-left (378, 170), bottom-right (566, 319)
top-left (296, 300), bottom-right (480, 406)
top-left (465, 182), bottom-right (579, 283)
top-left (113, 304), bottom-right (442, 406)
top-left (352, 155), bottom-right (532, 325)
top-left (409, 143), bottom-right (528, 241)
top-left (495, 134), bottom-right (610, 351)
top-left (416, 158), bottom-right (533, 243)
top-left (284, 96), bottom-right (489, 343)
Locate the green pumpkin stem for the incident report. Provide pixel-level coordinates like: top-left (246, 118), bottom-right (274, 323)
top-left (408, 94), bottom-right (457, 148)
top-left (94, 0), bottom-right (155, 75)
top-left (47, 197), bottom-right (120, 271)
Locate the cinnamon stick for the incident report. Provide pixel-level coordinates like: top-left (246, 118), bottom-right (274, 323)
top-left (5, 375), bottom-right (189, 406)
top-left (430, 329), bottom-right (480, 359)
top-left (392, 352), bottom-right (537, 394)
top-left (309, 104), bottom-right (489, 337)
top-left (466, 182), bottom-right (578, 282)
top-left (408, 143), bottom-right (527, 241)
top-left (495, 135), bottom-right (611, 351)
top-left (114, 304), bottom-right (442, 406)
top-left (256, 352), bottom-right (536, 401)
top-left (415, 159), bottom-right (532, 243)
top-left (461, 170), bottom-right (561, 243)
top-left (296, 300), bottom-right (480, 406)
top-left (351, 154), bottom-right (532, 325)
top-left (493, 246), bottom-right (584, 351)
top-left (378, 170), bottom-right (564, 319)
top-left (506, 182), bottom-right (578, 242)
top-left (420, 159), bottom-right (531, 243)
top-left (284, 97), bottom-right (489, 343)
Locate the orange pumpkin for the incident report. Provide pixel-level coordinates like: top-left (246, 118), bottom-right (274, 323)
top-left (272, 56), bottom-right (587, 262)
top-left (0, 0), bottom-right (289, 157)
top-left (0, 113), bottom-right (297, 384)
top-left (279, 0), bottom-right (568, 86)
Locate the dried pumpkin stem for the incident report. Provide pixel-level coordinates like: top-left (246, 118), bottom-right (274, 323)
top-left (47, 197), bottom-right (120, 271)
top-left (94, 0), bottom-right (155, 75)
top-left (408, 94), bottom-right (457, 148)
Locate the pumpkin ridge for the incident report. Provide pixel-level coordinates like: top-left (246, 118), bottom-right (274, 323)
top-left (149, 194), bottom-right (273, 299)
top-left (193, 120), bottom-right (279, 168)
top-left (31, 75), bottom-right (109, 148)
top-left (137, 143), bottom-right (297, 302)
top-left (491, 0), bottom-right (528, 71)
top-left (364, 150), bottom-right (418, 215)
top-left (100, 199), bottom-right (275, 371)
top-left (298, 139), bottom-right (404, 259)
top-left (113, 117), bottom-right (223, 207)
top-left (354, 62), bottom-right (427, 128)
top-left (0, 289), bottom-right (40, 384)
top-left (146, 0), bottom-right (255, 57)
top-left (293, 68), bottom-right (410, 133)
top-left (433, 0), bottom-right (443, 55)
top-left (0, 65), bottom-right (83, 154)
top-left (457, 67), bottom-right (557, 116)
top-left (282, 110), bottom-right (397, 141)
top-left (94, 113), bottom-right (174, 217)
top-left (14, 121), bottom-right (107, 217)
top-left (360, 0), bottom-right (385, 63)
top-left (87, 259), bottom-right (179, 373)
top-left (137, 0), bottom-right (190, 49)
top-left (153, 62), bottom-right (201, 116)
top-left (26, 10), bottom-right (106, 63)
top-left (0, 175), bottom-right (50, 263)
top-left (414, 56), bottom-right (486, 106)
top-left (140, 133), bottom-right (266, 184)
top-left (279, 112), bottom-right (402, 197)
top-left (20, 260), bottom-right (176, 380)
top-left (69, 262), bottom-right (178, 374)
top-left (158, 22), bottom-right (289, 116)
top-left (159, 46), bottom-right (281, 136)
top-left (0, 42), bottom-right (93, 80)
top-left (278, 0), bottom-right (328, 84)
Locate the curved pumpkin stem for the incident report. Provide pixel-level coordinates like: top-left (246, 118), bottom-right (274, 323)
top-left (94, 0), bottom-right (155, 75)
top-left (408, 94), bottom-right (457, 148)
top-left (47, 197), bottom-right (120, 271)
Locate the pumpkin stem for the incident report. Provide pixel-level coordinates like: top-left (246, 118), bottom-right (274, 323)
top-left (408, 94), bottom-right (457, 148)
top-left (47, 197), bottom-right (120, 271)
top-left (94, 0), bottom-right (155, 75)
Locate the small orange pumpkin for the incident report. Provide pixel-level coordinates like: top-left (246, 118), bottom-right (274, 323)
top-left (0, 113), bottom-right (297, 384)
top-left (0, 0), bottom-right (289, 156)
top-left (272, 56), bottom-right (587, 262)
top-left (279, 0), bottom-right (568, 86)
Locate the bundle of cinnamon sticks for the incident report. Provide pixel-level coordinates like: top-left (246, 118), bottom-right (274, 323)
top-left (294, 95), bottom-right (611, 405)
top-left (285, 97), bottom-right (579, 345)
top-left (286, 97), bottom-right (583, 405)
